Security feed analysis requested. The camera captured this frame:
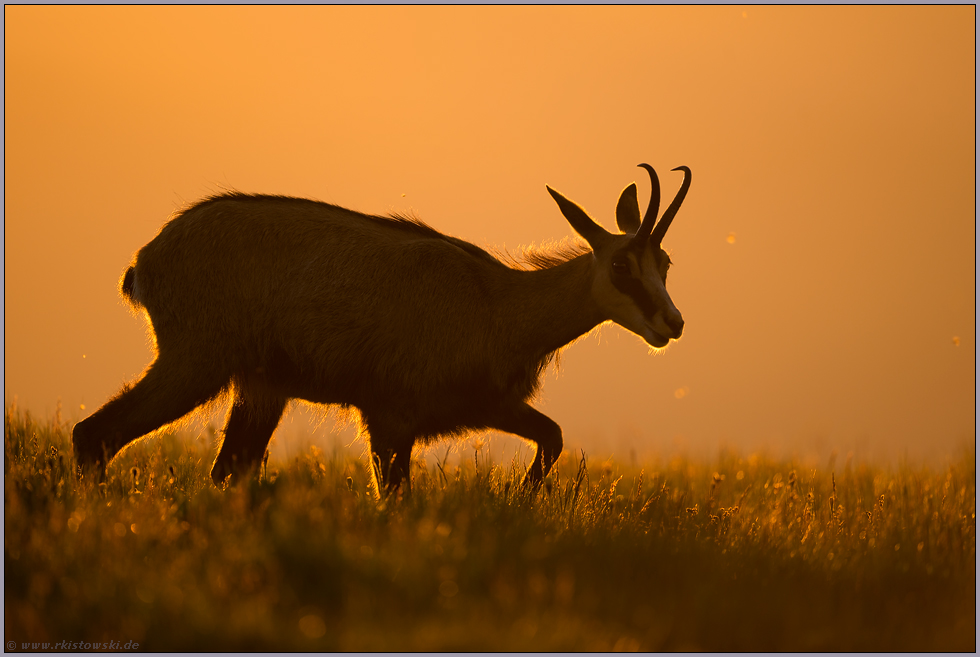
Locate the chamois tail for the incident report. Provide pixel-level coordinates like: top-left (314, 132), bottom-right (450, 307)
top-left (120, 265), bottom-right (142, 308)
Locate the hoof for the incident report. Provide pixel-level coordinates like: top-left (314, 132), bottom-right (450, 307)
top-left (519, 473), bottom-right (543, 494)
top-left (71, 421), bottom-right (105, 474)
top-left (210, 469), bottom-right (232, 489)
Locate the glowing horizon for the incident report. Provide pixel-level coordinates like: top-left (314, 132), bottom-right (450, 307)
top-left (4, 5), bottom-right (975, 466)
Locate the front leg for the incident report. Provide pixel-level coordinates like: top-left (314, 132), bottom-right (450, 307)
top-left (370, 441), bottom-right (413, 500)
top-left (361, 411), bottom-right (415, 500)
top-left (493, 403), bottom-right (563, 491)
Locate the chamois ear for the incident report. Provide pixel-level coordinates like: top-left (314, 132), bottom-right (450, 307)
top-left (546, 185), bottom-right (612, 250)
top-left (615, 182), bottom-right (641, 235)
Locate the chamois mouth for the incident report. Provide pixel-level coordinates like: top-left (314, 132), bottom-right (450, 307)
top-left (645, 325), bottom-right (671, 348)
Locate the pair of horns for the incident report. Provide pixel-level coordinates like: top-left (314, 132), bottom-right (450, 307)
top-left (633, 164), bottom-right (691, 247)
top-left (547, 164), bottom-right (691, 250)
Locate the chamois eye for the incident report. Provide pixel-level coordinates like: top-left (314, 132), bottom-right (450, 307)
top-left (612, 260), bottom-right (630, 276)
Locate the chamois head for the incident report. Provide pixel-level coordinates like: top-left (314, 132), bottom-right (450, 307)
top-left (547, 164), bottom-right (691, 348)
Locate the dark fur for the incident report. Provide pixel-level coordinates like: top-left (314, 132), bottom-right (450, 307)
top-left (72, 192), bottom-right (608, 494)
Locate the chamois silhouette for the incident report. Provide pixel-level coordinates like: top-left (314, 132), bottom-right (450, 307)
top-left (72, 164), bottom-right (691, 496)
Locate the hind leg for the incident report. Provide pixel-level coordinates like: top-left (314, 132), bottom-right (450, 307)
top-left (210, 390), bottom-right (287, 487)
top-left (72, 356), bottom-right (228, 476)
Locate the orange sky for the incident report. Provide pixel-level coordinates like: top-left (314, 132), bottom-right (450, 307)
top-left (4, 6), bottom-right (975, 466)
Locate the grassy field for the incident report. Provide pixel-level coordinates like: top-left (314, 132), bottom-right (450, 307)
top-left (4, 404), bottom-right (975, 651)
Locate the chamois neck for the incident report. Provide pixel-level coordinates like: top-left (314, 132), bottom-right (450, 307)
top-left (502, 254), bottom-right (604, 359)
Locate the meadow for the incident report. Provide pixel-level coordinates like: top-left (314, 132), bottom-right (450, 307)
top-left (4, 404), bottom-right (975, 651)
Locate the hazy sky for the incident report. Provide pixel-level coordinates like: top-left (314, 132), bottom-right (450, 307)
top-left (4, 6), bottom-right (975, 466)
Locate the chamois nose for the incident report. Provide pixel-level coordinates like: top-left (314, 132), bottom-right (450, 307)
top-left (665, 314), bottom-right (684, 337)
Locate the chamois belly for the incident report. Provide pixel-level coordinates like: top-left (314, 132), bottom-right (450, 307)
top-left (376, 360), bottom-right (543, 441)
top-left (284, 353), bottom-right (542, 442)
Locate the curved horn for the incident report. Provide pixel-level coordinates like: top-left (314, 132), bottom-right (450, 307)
top-left (650, 166), bottom-right (691, 247)
top-left (633, 163), bottom-right (661, 242)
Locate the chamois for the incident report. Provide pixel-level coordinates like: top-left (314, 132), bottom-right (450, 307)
top-left (71, 164), bottom-right (692, 495)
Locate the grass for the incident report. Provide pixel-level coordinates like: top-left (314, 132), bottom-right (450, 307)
top-left (4, 404), bottom-right (976, 651)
